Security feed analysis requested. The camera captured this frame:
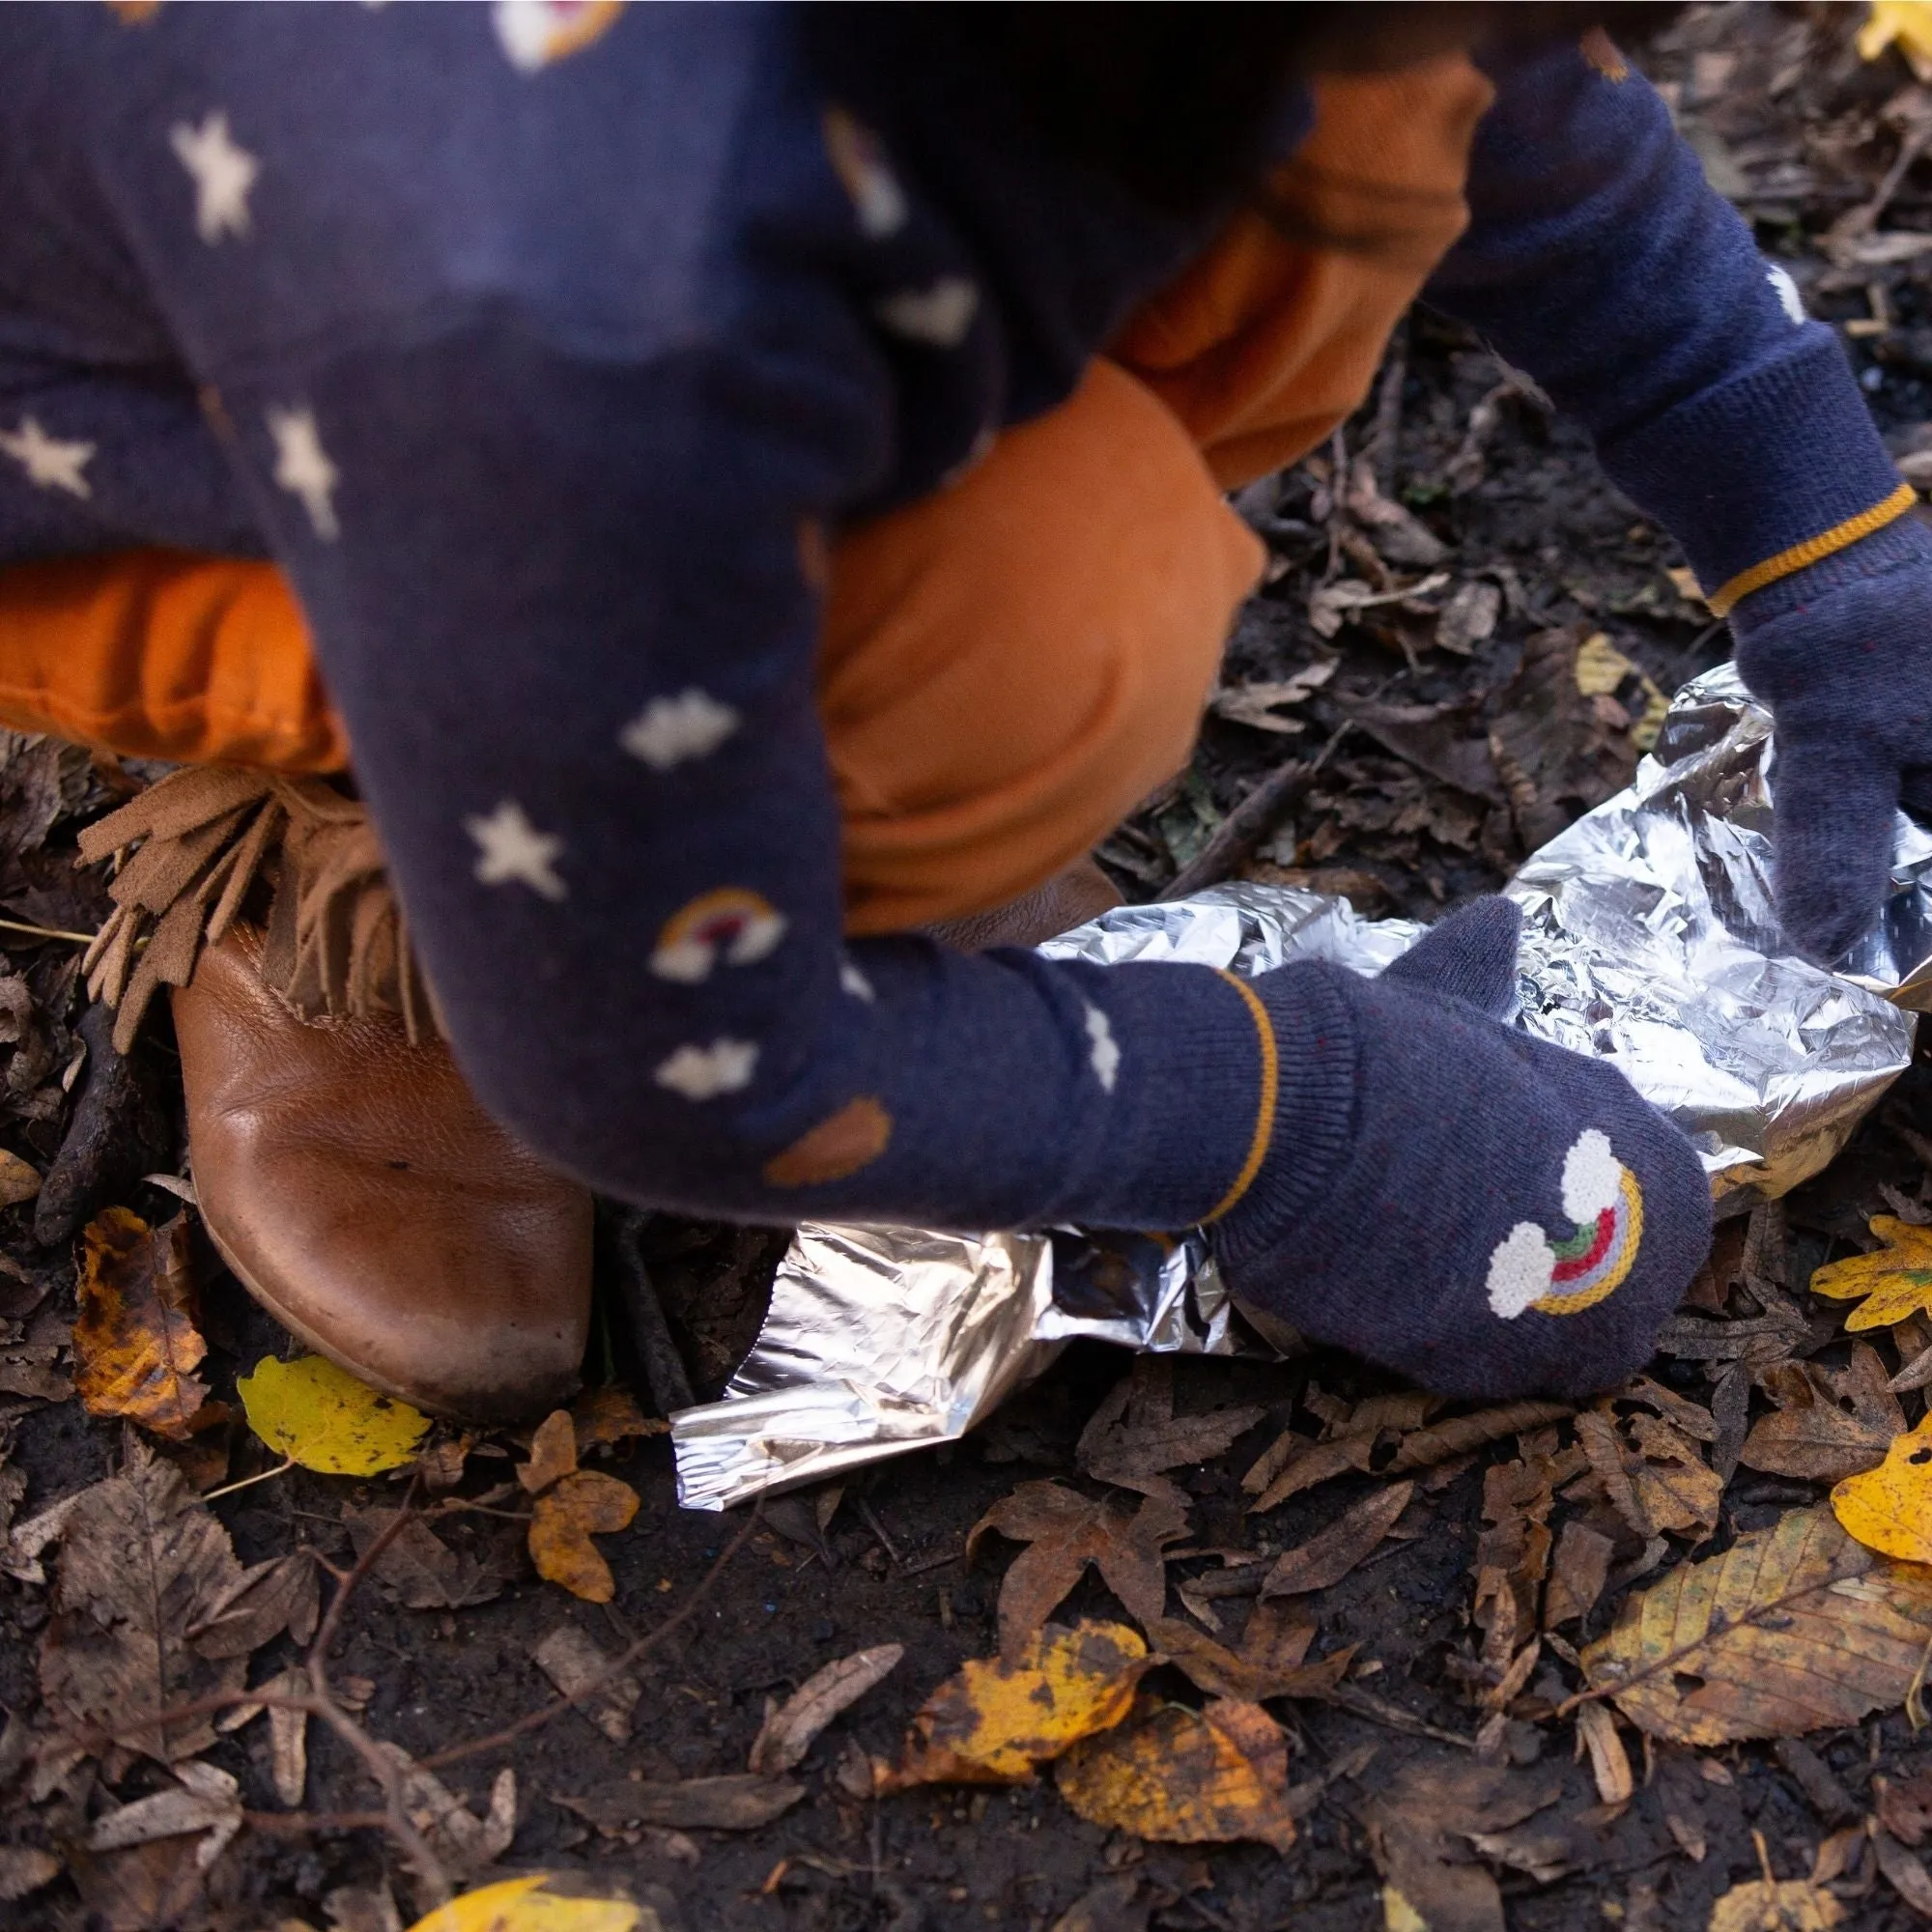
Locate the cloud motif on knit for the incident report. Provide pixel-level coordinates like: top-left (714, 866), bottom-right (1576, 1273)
top-left (619, 690), bottom-right (739, 770)
top-left (654, 1037), bottom-right (757, 1100)
top-left (1485, 1129), bottom-right (1644, 1320)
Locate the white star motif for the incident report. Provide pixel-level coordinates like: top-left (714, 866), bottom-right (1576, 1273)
top-left (1084, 1005), bottom-right (1120, 1094)
top-left (266, 405), bottom-right (340, 540)
top-left (875, 278), bottom-right (979, 348)
top-left (619, 689), bottom-right (740, 770)
top-left (0, 417), bottom-right (95, 498)
top-left (465, 799), bottom-right (568, 900)
top-left (654, 1038), bottom-right (758, 1101)
top-left (169, 111), bottom-right (259, 244)
top-left (839, 959), bottom-right (875, 1003)
top-left (1766, 262), bottom-right (1806, 325)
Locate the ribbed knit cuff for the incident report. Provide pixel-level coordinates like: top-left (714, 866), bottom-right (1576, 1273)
top-left (1601, 328), bottom-right (1903, 604)
top-left (1198, 961), bottom-right (1358, 1264)
top-left (1052, 957), bottom-right (1353, 1233)
top-left (1727, 510), bottom-right (1932, 632)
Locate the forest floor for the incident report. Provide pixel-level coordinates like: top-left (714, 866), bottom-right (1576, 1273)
top-left (13, 7), bottom-right (1932, 1930)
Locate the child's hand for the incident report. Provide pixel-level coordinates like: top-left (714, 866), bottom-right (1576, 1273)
top-left (1208, 898), bottom-right (1711, 1398)
top-left (1731, 515), bottom-right (1932, 964)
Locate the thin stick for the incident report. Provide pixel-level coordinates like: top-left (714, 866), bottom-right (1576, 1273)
top-left (419, 1497), bottom-right (763, 1770)
top-left (201, 1456), bottom-right (296, 1502)
top-left (0, 914), bottom-right (99, 947)
top-left (1159, 714), bottom-right (1357, 901)
top-left (858, 1496), bottom-right (903, 1569)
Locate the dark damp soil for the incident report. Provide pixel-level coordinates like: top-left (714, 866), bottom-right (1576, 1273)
top-left (13, 7), bottom-right (1932, 1929)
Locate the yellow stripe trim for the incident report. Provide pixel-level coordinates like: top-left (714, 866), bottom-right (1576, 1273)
top-left (1705, 481), bottom-right (1917, 617)
top-left (1205, 972), bottom-right (1278, 1224)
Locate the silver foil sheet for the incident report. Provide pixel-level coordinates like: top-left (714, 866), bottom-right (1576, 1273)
top-left (674, 664), bottom-right (1924, 1509)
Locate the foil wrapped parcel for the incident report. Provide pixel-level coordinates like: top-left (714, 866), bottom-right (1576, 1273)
top-left (674, 665), bottom-right (1928, 1508)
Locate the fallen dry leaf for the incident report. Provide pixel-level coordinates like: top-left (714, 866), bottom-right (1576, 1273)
top-left (526, 1471), bottom-right (639, 1605)
top-left (1876, 1829), bottom-right (1932, 1919)
top-left (1075, 1377), bottom-right (1266, 1504)
top-left (1057, 1696), bottom-right (1297, 1853)
top-left (884, 1621), bottom-right (1149, 1788)
top-left (1263, 1482), bottom-right (1412, 1597)
top-left (1741, 1345), bottom-right (1903, 1484)
top-left (72, 1209), bottom-right (210, 1441)
top-left (968, 1481), bottom-right (1185, 1657)
top-left (1543, 1520), bottom-right (1615, 1630)
top-left (1387, 1400), bottom-right (1576, 1472)
top-left (748, 1642), bottom-right (902, 1776)
top-left (40, 1437), bottom-right (268, 1761)
top-left (530, 1626), bottom-right (640, 1746)
top-left (405, 1875), bottom-right (645, 1932)
top-left (554, 1775), bottom-right (803, 1833)
top-left (571, 1385), bottom-right (666, 1450)
top-left (1145, 1616), bottom-right (1350, 1705)
top-left (88, 1759), bottom-right (242, 1871)
top-left (185, 1550), bottom-right (319, 1658)
top-left (1810, 1217), bottom-right (1932, 1329)
top-left (237, 1353), bottom-right (428, 1476)
top-left (1581, 1505), bottom-right (1932, 1744)
top-left (1706, 1874), bottom-right (1844, 1931)
top-left (0, 1149), bottom-right (42, 1207)
top-left (1365, 1756), bottom-right (1564, 1932)
top-left (1831, 1413), bottom-right (1932, 1562)
top-left (345, 1505), bottom-right (507, 1611)
top-left (1880, 1770), bottom-right (1932, 1846)
top-left (0, 1846), bottom-right (60, 1903)
top-left (1575, 1702), bottom-right (1634, 1805)
top-left (1626, 1412), bottom-right (1724, 1538)
top-left (519, 1410), bottom-right (578, 1494)
top-left (216, 1663), bottom-right (308, 1805)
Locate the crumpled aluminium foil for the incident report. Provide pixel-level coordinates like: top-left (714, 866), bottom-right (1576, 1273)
top-left (674, 663), bottom-right (1925, 1509)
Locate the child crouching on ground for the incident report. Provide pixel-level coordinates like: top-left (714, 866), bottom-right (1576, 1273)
top-left (0, 4), bottom-right (1912, 1419)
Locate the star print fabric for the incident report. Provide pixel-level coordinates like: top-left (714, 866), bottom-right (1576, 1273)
top-left (0, 7), bottom-right (1869, 1332)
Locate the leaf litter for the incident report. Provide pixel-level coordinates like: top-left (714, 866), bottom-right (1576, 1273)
top-left (19, 16), bottom-right (1932, 1920)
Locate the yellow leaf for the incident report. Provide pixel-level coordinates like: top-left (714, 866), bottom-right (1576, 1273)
top-left (1666, 565), bottom-right (1705, 605)
top-left (527, 1469), bottom-right (639, 1603)
top-left (1382, 1889), bottom-right (1429, 1932)
top-left (1833, 1416), bottom-right (1932, 1561)
top-left (519, 1408), bottom-right (578, 1493)
top-left (1706, 1875), bottom-right (1843, 1932)
top-left (237, 1354), bottom-right (429, 1476)
top-left (883, 1621), bottom-right (1149, 1788)
top-left (572, 1385), bottom-right (667, 1449)
top-left (1809, 1217), bottom-right (1932, 1330)
top-left (1862, 0), bottom-right (1932, 81)
top-left (73, 1208), bottom-right (211, 1440)
top-left (1581, 1506), bottom-right (1932, 1744)
top-left (1575, 633), bottom-right (1634, 696)
top-left (406, 1872), bottom-right (642, 1932)
top-left (1057, 1696), bottom-right (1297, 1853)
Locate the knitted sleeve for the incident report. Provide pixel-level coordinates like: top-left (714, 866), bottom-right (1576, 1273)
top-left (1424, 39), bottom-right (1910, 614)
top-left (217, 318), bottom-right (1275, 1234)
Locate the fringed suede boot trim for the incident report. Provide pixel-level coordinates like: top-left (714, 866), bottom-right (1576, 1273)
top-left (77, 766), bottom-right (438, 1051)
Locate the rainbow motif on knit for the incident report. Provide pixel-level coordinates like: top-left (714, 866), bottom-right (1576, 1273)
top-left (1485, 1129), bottom-right (1644, 1320)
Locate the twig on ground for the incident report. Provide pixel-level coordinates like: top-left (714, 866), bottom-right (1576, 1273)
top-left (857, 1496), bottom-right (903, 1570)
top-left (1160, 708), bottom-right (1363, 900)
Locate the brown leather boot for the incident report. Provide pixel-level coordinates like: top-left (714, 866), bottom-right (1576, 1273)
top-left (924, 856), bottom-right (1123, 952)
top-left (172, 927), bottom-right (593, 1423)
